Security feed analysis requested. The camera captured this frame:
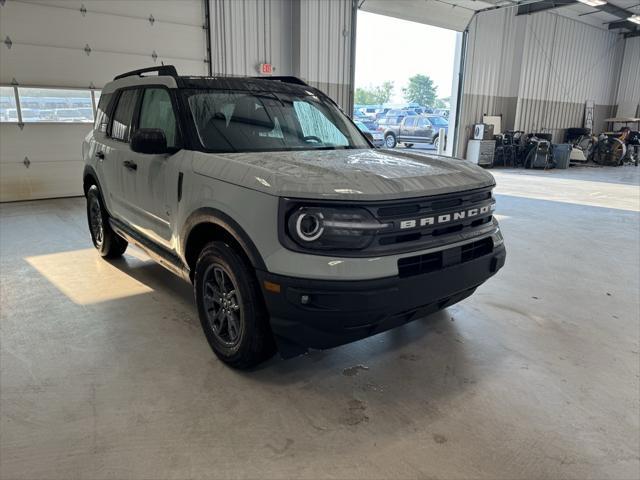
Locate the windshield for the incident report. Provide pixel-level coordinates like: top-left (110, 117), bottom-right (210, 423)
top-left (186, 89), bottom-right (369, 152)
top-left (354, 121), bottom-right (370, 133)
top-left (429, 116), bottom-right (448, 127)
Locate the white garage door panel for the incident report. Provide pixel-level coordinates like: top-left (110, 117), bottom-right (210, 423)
top-left (360, 0), bottom-right (482, 32)
top-left (0, 2), bottom-right (205, 63)
top-left (0, 0), bottom-right (208, 201)
top-left (1, 43), bottom-right (206, 88)
top-left (0, 124), bottom-right (89, 202)
top-left (0, 161), bottom-right (85, 202)
top-left (1, 124), bottom-right (91, 163)
top-left (28, 0), bottom-right (204, 26)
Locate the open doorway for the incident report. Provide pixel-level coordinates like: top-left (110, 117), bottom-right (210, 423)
top-left (353, 10), bottom-right (461, 156)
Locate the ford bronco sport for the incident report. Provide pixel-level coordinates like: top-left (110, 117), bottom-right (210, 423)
top-left (83, 66), bottom-right (505, 369)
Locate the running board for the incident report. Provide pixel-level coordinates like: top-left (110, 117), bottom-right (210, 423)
top-left (109, 218), bottom-right (191, 282)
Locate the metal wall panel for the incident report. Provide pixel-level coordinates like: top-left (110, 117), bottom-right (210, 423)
top-left (616, 37), bottom-right (640, 118)
top-left (209, 0), bottom-right (354, 111)
top-left (210, 0), bottom-right (294, 77)
top-left (457, 8), bottom-right (625, 154)
top-left (298, 0), bottom-right (354, 111)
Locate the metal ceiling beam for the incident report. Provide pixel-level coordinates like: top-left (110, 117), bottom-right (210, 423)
top-left (597, 3), bottom-right (637, 18)
top-left (516, 0), bottom-right (577, 16)
top-left (624, 27), bottom-right (640, 37)
top-left (608, 19), bottom-right (638, 29)
top-left (517, 0), bottom-right (639, 36)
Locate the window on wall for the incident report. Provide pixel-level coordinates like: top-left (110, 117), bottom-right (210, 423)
top-left (0, 86), bottom-right (98, 123)
top-left (17, 88), bottom-right (94, 123)
top-left (0, 86), bottom-right (17, 121)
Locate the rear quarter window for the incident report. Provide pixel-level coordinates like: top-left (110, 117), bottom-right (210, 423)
top-left (94, 93), bottom-right (113, 133)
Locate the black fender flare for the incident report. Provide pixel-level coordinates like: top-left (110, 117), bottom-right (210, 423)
top-left (83, 165), bottom-right (102, 196)
top-left (181, 207), bottom-right (267, 271)
top-left (83, 165), bottom-right (112, 214)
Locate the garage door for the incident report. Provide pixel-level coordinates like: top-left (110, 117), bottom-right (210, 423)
top-left (359, 0), bottom-right (487, 32)
top-left (0, 0), bottom-right (207, 202)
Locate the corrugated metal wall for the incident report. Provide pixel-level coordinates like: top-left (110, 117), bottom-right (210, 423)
top-left (210, 0), bottom-right (294, 77)
top-left (616, 36), bottom-right (640, 118)
top-left (298, 0), bottom-right (354, 112)
top-left (209, 0), bottom-right (355, 112)
top-left (457, 8), bottom-right (625, 155)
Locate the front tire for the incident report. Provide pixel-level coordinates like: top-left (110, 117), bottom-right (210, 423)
top-left (385, 134), bottom-right (397, 148)
top-left (433, 136), bottom-right (440, 151)
top-left (86, 185), bottom-right (127, 258)
top-left (194, 242), bottom-right (276, 369)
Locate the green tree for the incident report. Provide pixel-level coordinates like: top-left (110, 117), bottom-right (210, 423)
top-left (402, 74), bottom-right (438, 107)
top-left (436, 96), bottom-right (450, 108)
top-left (433, 98), bottom-right (446, 109)
top-left (354, 81), bottom-right (394, 105)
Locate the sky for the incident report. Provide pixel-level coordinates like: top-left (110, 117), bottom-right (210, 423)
top-left (354, 11), bottom-right (459, 105)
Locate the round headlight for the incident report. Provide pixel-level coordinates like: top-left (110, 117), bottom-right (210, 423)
top-left (295, 211), bottom-right (324, 241)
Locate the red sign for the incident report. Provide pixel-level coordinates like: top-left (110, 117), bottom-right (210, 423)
top-left (260, 63), bottom-right (273, 75)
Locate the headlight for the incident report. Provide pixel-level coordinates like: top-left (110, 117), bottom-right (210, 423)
top-left (284, 205), bottom-right (390, 251)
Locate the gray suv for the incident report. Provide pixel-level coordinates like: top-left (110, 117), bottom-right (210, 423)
top-left (82, 66), bottom-right (505, 369)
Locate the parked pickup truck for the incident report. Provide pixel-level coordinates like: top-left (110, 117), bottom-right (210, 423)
top-left (383, 114), bottom-right (448, 150)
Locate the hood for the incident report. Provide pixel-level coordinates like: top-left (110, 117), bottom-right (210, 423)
top-left (192, 148), bottom-right (495, 201)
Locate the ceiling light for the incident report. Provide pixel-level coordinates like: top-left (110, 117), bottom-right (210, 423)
top-left (629, 15), bottom-right (640, 24)
top-left (576, 0), bottom-right (607, 6)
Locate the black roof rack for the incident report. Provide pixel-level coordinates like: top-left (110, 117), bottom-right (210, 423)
top-left (250, 76), bottom-right (309, 87)
top-left (114, 65), bottom-right (178, 81)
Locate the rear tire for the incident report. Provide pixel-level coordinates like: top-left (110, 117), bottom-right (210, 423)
top-left (86, 185), bottom-right (127, 258)
top-left (433, 136), bottom-right (440, 151)
top-left (385, 134), bottom-right (397, 148)
top-left (194, 242), bottom-right (276, 369)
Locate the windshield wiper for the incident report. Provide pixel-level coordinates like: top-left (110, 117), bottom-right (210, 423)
top-left (310, 145), bottom-right (353, 150)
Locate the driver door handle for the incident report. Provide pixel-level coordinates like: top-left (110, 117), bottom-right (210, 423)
top-left (123, 160), bottom-right (137, 171)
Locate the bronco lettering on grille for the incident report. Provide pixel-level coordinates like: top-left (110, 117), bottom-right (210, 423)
top-left (399, 204), bottom-right (495, 230)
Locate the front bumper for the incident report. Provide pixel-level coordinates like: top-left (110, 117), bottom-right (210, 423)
top-left (258, 243), bottom-right (506, 357)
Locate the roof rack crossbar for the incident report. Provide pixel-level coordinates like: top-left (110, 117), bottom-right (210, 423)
top-left (114, 65), bottom-right (178, 81)
top-left (251, 76), bottom-right (309, 87)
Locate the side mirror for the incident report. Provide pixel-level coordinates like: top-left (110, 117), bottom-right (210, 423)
top-left (131, 128), bottom-right (168, 155)
top-left (363, 131), bottom-right (374, 143)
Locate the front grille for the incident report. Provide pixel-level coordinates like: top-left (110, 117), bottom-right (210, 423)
top-left (370, 186), bottom-right (495, 254)
top-left (279, 185), bottom-right (497, 258)
top-left (398, 237), bottom-right (493, 278)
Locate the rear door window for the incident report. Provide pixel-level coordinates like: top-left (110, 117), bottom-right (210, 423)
top-left (110, 89), bottom-right (139, 142)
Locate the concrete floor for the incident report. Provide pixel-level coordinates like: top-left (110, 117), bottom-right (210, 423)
top-left (1, 166), bottom-right (639, 480)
